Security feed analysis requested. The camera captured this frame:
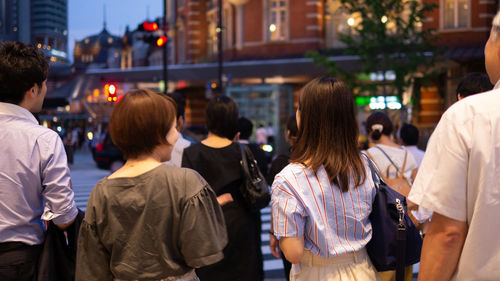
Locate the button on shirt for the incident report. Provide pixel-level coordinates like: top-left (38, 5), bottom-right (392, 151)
top-left (0, 102), bottom-right (78, 245)
top-left (408, 83), bottom-right (500, 280)
top-left (271, 161), bottom-right (377, 258)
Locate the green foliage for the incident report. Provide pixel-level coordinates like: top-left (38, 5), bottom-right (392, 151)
top-left (307, 0), bottom-right (439, 97)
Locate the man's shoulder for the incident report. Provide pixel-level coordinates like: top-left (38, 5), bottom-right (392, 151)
top-left (445, 88), bottom-right (500, 122)
top-left (3, 117), bottom-right (59, 141)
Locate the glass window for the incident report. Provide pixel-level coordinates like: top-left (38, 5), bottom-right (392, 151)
top-left (267, 0), bottom-right (287, 41)
top-left (207, 13), bottom-right (218, 58)
top-left (443, 0), bottom-right (469, 29)
top-left (223, 7), bottom-right (232, 49)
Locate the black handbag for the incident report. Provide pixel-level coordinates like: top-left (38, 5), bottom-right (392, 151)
top-left (364, 155), bottom-right (423, 281)
top-left (239, 143), bottom-right (271, 211)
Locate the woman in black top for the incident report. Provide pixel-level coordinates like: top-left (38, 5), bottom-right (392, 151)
top-left (182, 96), bottom-right (262, 281)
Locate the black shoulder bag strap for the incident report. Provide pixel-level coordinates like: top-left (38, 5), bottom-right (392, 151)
top-left (362, 153), bottom-right (381, 186)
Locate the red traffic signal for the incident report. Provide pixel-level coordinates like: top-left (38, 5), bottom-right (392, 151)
top-left (104, 83), bottom-right (118, 102)
top-left (156, 35), bottom-right (167, 47)
top-left (142, 21), bottom-right (159, 31)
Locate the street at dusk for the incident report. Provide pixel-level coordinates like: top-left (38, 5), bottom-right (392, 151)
top-left (1, 0), bottom-right (499, 280)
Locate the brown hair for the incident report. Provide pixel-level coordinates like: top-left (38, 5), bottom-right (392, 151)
top-left (291, 77), bottom-right (365, 192)
top-left (109, 89), bottom-right (176, 159)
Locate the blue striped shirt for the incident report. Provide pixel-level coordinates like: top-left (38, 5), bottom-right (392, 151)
top-left (271, 160), bottom-right (376, 258)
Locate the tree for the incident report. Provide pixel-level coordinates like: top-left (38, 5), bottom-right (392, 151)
top-left (308, 0), bottom-right (439, 117)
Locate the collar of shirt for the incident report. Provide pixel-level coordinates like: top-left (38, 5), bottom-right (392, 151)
top-left (0, 102), bottom-right (38, 125)
top-left (495, 80), bottom-right (500, 90)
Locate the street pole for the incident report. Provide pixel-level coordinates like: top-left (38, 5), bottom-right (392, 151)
top-left (163, 0), bottom-right (168, 94)
top-left (217, 0), bottom-right (223, 95)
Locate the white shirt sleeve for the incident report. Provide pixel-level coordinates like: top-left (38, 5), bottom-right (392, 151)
top-left (408, 111), bottom-right (469, 222)
top-left (39, 131), bottom-right (78, 225)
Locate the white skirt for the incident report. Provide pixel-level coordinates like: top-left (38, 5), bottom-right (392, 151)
top-left (290, 248), bottom-right (380, 281)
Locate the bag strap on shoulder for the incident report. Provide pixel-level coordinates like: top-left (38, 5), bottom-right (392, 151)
top-left (374, 146), bottom-right (399, 172)
top-left (375, 146), bottom-right (408, 179)
top-left (239, 143), bottom-right (250, 175)
top-left (362, 153), bottom-right (381, 188)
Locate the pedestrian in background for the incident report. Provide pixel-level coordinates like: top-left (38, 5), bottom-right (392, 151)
top-left (0, 41), bottom-right (78, 281)
top-left (399, 123), bottom-right (425, 167)
top-left (64, 129), bottom-right (75, 168)
top-left (365, 111), bottom-right (418, 197)
top-left (456, 72), bottom-right (493, 100)
top-left (271, 77), bottom-right (380, 281)
top-left (408, 12), bottom-right (500, 280)
top-left (238, 116), bottom-right (270, 179)
top-left (182, 96), bottom-right (263, 281)
top-left (267, 114), bottom-right (298, 281)
top-left (164, 92), bottom-right (192, 167)
top-left (76, 89), bottom-right (227, 281)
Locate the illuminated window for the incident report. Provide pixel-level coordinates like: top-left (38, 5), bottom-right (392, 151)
top-left (267, 0), bottom-right (287, 41)
top-left (443, 0), bottom-right (469, 29)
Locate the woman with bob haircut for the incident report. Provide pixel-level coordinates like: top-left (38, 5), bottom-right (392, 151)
top-left (76, 89), bottom-right (227, 281)
top-left (270, 77), bottom-right (380, 281)
top-left (182, 95), bottom-right (263, 281)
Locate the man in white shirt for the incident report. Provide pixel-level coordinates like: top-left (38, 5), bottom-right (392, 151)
top-left (164, 92), bottom-right (191, 167)
top-left (408, 12), bottom-right (500, 281)
top-left (0, 42), bottom-right (77, 280)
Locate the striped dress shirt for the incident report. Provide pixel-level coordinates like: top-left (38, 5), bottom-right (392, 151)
top-left (271, 160), bottom-right (376, 258)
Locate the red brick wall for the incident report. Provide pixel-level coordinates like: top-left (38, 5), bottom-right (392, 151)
top-left (422, 0), bottom-right (497, 47)
top-left (243, 0), bottom-right (263, 43)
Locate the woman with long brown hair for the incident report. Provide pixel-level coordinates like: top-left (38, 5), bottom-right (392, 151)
top-left (270, 77), bottom-right (380, 281)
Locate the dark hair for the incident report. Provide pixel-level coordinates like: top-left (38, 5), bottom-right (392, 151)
top-left (238, 117), bottom-right (253, 140)
top-left (110, 89), bottom-right (176, 159)
top-left (0, 41), bottom-right (49, 104)
top-left (400, 123), bottom-right (419, 146)
top-left (206, 96), bottom-right (239, 139)
top-left (456, 73), bottom-right (493, 99)
top-left (291, 77), bottom-right (365, 192)
top-left (166, 92), bottom-right (186, 118)
top-left (365, 111), bottom-right (393, 141)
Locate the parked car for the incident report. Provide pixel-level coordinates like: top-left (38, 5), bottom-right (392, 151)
top-left (92, 132), bottom-right (124, 171)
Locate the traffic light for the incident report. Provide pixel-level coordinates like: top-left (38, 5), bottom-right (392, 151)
top-left (156, 35), bottom-right (167, 47)
top-left (104, 83), bottom-right (117, 102)
top-left (143, 34), bottom-right (168, 47)
top-left (139, 20), bottom-right (167, 47)
top-left (141, 21), bottom-right (159, 31)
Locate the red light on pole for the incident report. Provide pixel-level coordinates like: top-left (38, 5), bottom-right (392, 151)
top-left (156, 35), bottom-right (167, 47)
top-left (108, 84), bottom-right (116, 95)
top-left (142, 21), bottom-right (159, 31)
top-left (104, 83), bottom-right (118, 102)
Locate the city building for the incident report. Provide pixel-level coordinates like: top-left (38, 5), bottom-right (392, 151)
top-left (73, 23), bottom-right (122, 70)
top-left (0, 0), bottom-right (69, 63)
top-left (72, 0), bottom-right (498, 150)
